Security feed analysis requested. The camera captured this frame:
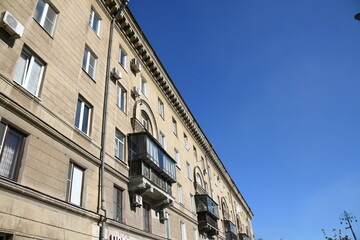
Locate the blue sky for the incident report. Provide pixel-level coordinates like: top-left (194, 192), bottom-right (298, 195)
top-left (129, 0), bottom-right (360, 239)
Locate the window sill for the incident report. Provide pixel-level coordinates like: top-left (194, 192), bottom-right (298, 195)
top-left (116, 106), bottom-right (127, 116)
top-left (74, 127), bottom-right (92, 141)
top-left (33, 18), bottom-right (55, 39)
top-left (115, 156), bottom-right (127, 165)
top-left (119, 63), bottom-right (128, 73)
top-left (82, 68), bottom-right (96, 83)
top-left (13, 81), bottom-right (42, 102)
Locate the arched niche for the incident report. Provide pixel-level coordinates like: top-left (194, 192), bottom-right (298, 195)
top-left (132, 99), bottom-right (158, 139)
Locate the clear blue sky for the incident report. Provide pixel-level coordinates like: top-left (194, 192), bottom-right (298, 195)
top-left (129, 1), bottom-right (360, 239)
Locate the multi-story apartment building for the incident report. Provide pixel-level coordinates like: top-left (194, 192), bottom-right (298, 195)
top-left (0, 0), bottom-right (254, 239)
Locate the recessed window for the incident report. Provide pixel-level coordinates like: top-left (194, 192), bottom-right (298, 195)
top-left (140, 77), bottom-right (147, 96)
top-left (118, 46), bottom-right (127, 70)
top-left (115, 130), bottom-right (125, 161)
top-left (117, 84), bottom-right (127, 112)
top-left (14, 48), bottom-right (45, 96)
top-left (89, 8), bottom-right (101, 35)
top-left (180, 221), bottom-right (187, 240)
top-left (193, 146), bottom-right (197, 161)
top-left (67, 162), bottom-right (84, 206)
top-left (172, 118), bottom-right (177, 136)
top-left (113, 187), bottom-right (123, 222)
top-left (190, 194), bottom-right (195, 212)
top-left (186, 162), bottom-right (192, 180)
top-left (75, 97), bottom-right (92, 135)
top-left (177, 184), bottom-right (183, 204)
top-left (143, 202), bottom-right (151, 232)
top-left (165, 217), bottom-right (171, 239)
top-left (82, 46), bottom-right (97, 79)
top-left (158, 99), bottom-right (164, 118)
top-left (0, 122), bottom-right (26, 181)
top-left (183, 133), bottom-right (189, 149)
top-left (174, 148), bottom-right (180, 168)
top-left (159, 131), bottom-right (166, 149)
top-left (34, 0), bottom-right (58, 36)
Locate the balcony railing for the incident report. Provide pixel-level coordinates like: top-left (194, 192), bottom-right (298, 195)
top-left (224, 220), bottom-right (238, 240)
top-left (238, 233), bottom-right (250, 240)
top-left (195, 194), bottom-right (219, 219)
top-left (128, 132), bottom-right (176, 183)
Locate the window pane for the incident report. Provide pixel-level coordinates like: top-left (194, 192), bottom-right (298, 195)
top-left (44, 5), bottom-right (57, 35)
top-left (34, 0), bottom-right (45, 23)
top-left (88, 53), bottom-right (96, 78)
top-left (81, 104), bottom-right (90, 134)
top-left (0, 128), bottom-right (24, 179)
top-left (70, 165), bottom-right (83, 205)
top-left (27, 58), bottom-right (43, 95)
top-left (14, 52), bottom-right (28, 85)
top-left (82, 49), bottom-right (88, 70)
top-left (75, 99), bottom-right (82, 129)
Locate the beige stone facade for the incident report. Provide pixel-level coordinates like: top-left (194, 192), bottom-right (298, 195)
top-left (0, 0), bottom-right (254, 239)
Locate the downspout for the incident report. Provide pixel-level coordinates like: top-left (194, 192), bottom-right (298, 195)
top-left (99, 1), bottom-right (129, 240)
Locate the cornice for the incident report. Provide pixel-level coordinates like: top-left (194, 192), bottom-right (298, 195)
top-left (101, 0), bottom-right (253, 218)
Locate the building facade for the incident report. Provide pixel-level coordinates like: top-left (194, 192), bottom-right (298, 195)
top-left (0, 0), bottom-right (254, 240)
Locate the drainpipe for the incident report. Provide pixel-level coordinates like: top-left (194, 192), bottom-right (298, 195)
top-left (99, 1), bottom-right (129, 240)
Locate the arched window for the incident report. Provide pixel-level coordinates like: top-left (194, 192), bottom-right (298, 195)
top-left (141, 111), bottom-right (152, 134)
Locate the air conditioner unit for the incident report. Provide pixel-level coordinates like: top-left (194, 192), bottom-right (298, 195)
top-left (130, 58), bottom-right (141, 73)
top-left (159, 210), bottom-right (169, 221)
top-left (132, 194), bottom-right (142, 207)
top-left (0, 11), bottom-right (24, 39)
top-left (132, 86), bottom-right (140, 98)
top-left (111, 67), bottom-right (122, 80)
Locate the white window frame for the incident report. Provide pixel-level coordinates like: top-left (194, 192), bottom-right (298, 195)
top-left (82, 46), bottom-right (97, 79)
top-left (194, 228), bottom-right (199, 240)
top-left (193, 146), bottom-right (197, 161)
top-left (184, 133), bottom-right (189, 150)
top-left (75, 98), bottom-right (92, 135)
top-left (115, 129), bottom-right (125, 161)
top-left (140, 77), bottom-right (147, 97)
top-left (89, 8), bottom-right (101, 36)
top-left (118, 46), bottom-right (127, 70)
top-left (67, 162), bottom-right (84, 206)
top-left (164, 217), bottom-right (171, 239)
top-left (117, 84), bottom-right (127, 112)
top-left (186, 162), bottom-right (192, 180)
top-left (33, 0), bottom-right (58, 36)
top-left (159, 131), bottom-right (166, 149)
top-left (174, 148), bottom-right (180, 168)
top-left (172, 118), bottom-right (177, 136)
top-left (158, 98), bottom-right (164, 118)
top-left (180, 221), bottom-right (187, 240)
top-left (177, 184), bottom-right (183, 204)
top-left (190, 194), bottom-right (195, 212)
top-left (13, 48), bottom-right (45, 97)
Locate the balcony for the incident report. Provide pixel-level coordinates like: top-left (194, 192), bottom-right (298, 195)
top-left (224, 220), bottom-right (238, 240)
top-left (238, 233), bottom-right (250, 240)
top-left (128, 132), bottom-right (176, 207)
top-left (195, 195), bottom-right (219, 237)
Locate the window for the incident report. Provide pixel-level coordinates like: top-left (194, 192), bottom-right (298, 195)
top-left (158, 99), bottom-right (164, 118)
top-left (115, 130), bottom-right (125, 161)
top-left (211, 188), bottom-right (214, 199)
top-left (172, 118), bottom-right (177, 136)
top-left (118, 46), bottom-right (127, 70)
top-left (193, 146), bottom-right (197, 161)
top-left (194, 228), bottom-right (199, 240)
top-left (174, 148), bottom-right (180, 168)
top-left (186, 162), bottom-right (192, 180)
top-left (190, 194), bottom-right (195, 212)
top-left (67, 162), bottom-right (84, 206)
top-left (117, 84), bottom-right (127, 112)
top-left (0, 122), bottom-right (26, 181)
top-left (165, 217), bottom-right (171, 239)
top-left (143, 202), bottom-right (150, 232)
top-left (204, 181), bottom-right (208, 192)
top-left (177, 184), bottom-right (183, 204)
top-left (34, 0), bottom-right (58, 36)
top-left (141, 111), bottom-right (152, 133)
top-left (82, 46), bottom-right (97, 79)
top-left (183, 133), bottom-right (188, 149)
top-left (113, 187), bottom-right (123, 222)
top-left (180, 221), bottom-right (187, 240)
top-left (89, 8), bottom-right (101, 35)
top-left (75, 97), bottom-right (92, 135)
top-left (14, 48), bottom-right (45, 96)
top-left (140, 77), bottom-right (147, 96)
top-left (195, 173), bottom-right (202, 187)
top-left (159, 131), bottom-right (166, 149)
